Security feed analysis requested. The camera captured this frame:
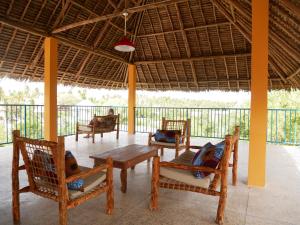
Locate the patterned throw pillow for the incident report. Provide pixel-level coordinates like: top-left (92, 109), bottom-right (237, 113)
top-left (192, 141), bottom-right (225, 178)
top-left (32, 150), bottom-right (58, 183)
top-left (154, 130), bottom-right (182, 143)
top-left (65, 151), bottom-right (84, 191)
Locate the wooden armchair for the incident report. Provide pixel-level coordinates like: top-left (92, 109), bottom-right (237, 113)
top-left (12, 130), bottom-right (114, 225)
top-left (76, 114), bottom-right (120, 143)
top-left (150, 126), bottom-right (240, 225)
top-left (148, 117), bottom-right (191, 158)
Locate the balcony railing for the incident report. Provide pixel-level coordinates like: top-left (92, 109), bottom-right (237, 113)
top-left (0, 104), bottom-right (299, 145)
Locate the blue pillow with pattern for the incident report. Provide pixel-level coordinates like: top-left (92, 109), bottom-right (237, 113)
top-left (192, 141), bottom-right (225, 178)
top-left (154, 130), bottom-right (182, 143)
top-left (65, 151), bottom-right (84, 191)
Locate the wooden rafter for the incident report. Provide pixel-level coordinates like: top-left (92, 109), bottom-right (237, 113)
top-left (52, 0), bottom-right (189, 34)
top-left (135, 53), bottom-right (251, 64)
top-left (137, 21), bottom-right (230, 38)
top-left (287, 67), bottom-right (300, 80)
top-left (210, 0), bottom-right (293, 85)
top-left (0, 16), bottom-right (126, 63)
top-left (175, 2), bottom-right (198, 87)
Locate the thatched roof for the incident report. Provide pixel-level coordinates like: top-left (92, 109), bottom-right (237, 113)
top-left (0, 0), bottom-right (299, 91)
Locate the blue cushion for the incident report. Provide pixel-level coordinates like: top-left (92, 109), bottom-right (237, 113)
top-left (214, 141), bottom-right (225, 160)
top-left (67, 179), bottom-right (84, 190)
top-left (65, 151), bottom-right (84, 190)
top-left (192, 141), bottom-right (225, 178)
top-left (192, 142), bottom-right (213, 166)
top-left (154, 130), bottom-right (182, 143)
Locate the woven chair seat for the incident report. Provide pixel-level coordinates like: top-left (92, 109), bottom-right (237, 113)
top-left (160, 151), bottom-right (214, 188)
top-left (94, 127), bottom-right (115, 132)
top-left (78, 125), bottom-right (92, 132)
top-left (149, 140), bottom-right (186, 148)
top-left (68, 166), bottom-right (107, 200)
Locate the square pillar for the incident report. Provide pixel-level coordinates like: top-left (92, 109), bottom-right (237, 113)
top-left (248, 0), bottom-right (269, 187)
top-left (44, 37), bottom-right (58, 141)
top-left (128, 64), bottom-right (136, 134)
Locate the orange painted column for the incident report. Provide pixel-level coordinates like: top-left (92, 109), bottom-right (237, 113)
top-left (128, 64), bottom-right (136, 134)
top-left (248, 0), bottom-right (269, 187)
top-left (44, 37), bottom-right (58, 141)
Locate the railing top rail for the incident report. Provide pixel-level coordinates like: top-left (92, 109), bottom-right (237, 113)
top-left (0, 104), bottom-right (128, 108)
top-left (135, 106), bottom-right (300, 111)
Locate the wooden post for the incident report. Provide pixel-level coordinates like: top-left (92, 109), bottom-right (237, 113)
top-left (150, 156), bottom-right (159, 210)
top-left (44, 37), bottom-right (58, 142)
top-left (248, 0), bottom-right (269, 187)
top-left (106, 157), bottom-right (114, 215)
top-left (57, 136), bottom-right (67, 225)
top-left (216, 135), bottom-right (232, 224)
top-left (128, 64), bottom-right (136, 134)
top-left (12, 130), bottom-right (20, 223)
top-left (232, 126), bottom-right (240, 186)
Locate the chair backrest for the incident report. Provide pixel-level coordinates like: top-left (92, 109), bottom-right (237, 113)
top-left (93, 114), bottom-right (119, 130)
top-left (12, 131), bottom-right (65, 199)
top-left (162, 117), bottom-right (191, 143)
top-left (208, 126), bottom-right (240, 190)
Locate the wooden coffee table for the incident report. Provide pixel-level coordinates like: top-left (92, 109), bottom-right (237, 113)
top-left (90, 144), bottom-right (158, 193)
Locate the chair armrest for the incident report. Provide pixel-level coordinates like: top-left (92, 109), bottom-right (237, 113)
top-left (159, 161), bottom-right (221, 175)
top-left (188, 145), bottom-right (202, 150)
top-left (66, 164), bottom-right (109, 183)
top-left (78, 124), bottom-right (93, 128)
top-left (148, 132), bottom-right (155, 137)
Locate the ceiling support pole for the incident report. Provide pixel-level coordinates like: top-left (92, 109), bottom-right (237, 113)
top-left (44, 37), bottom-right (58, 141)
top-left (128, 64), bottom-right (137, 134)
top-left (248, 0), bottom-right (269, 187)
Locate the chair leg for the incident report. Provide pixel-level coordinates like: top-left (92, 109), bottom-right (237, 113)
top-left (101, 133), bottom-right (103, 138)
top-left (150, 156), bottom-right (159, 211)
top-left (160, 147), bottom-right (164, 156)
top-left (215, 189), bottom-right (227, 225)
top-left (12, 135), bottom-right (20, 224)
top-left (106, 158), bottom-right (114, 215)
top-left (92, 133), bottom-right (95, 143)
top-left (116, 130), bottom-right (119, 140)
top-left (175, 148), bottom-right (179, 158)
top-left (75, 131), bottom-right (78, 141)
top-left (232, 152), bottom-right (238, 186)
top-left (59, 202), bottom-right (68, 225)
top-left (12, 179), bottom-right (20, 224)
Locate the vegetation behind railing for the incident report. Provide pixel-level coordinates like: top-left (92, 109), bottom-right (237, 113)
top-left (0, 105), bottom-right (128, 144)
top-left (0, 105), bottom-right (299, 145)
top-left (135, 107), bottom-right (300, 145)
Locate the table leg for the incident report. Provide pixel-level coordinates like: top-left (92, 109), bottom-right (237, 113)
top-left (120, 169), bottom-right (127, 193)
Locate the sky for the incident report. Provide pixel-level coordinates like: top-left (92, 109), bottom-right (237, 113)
top-left (0, 77), bottom-right (251, 103)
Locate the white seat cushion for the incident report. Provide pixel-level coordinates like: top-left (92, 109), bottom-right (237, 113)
top-left (150, 140), bottom-right (185, 147)
top-left (68, 166), bottom-right (106, 200)
top-left (160, 151), bottom-right (214, 188)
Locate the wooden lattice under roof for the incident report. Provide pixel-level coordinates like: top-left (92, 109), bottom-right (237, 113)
top-left (0, 0), bottom-right (299, 91)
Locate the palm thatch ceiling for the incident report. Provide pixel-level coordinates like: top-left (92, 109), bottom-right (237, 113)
top-left (0, 0), bottom-right (299, 91)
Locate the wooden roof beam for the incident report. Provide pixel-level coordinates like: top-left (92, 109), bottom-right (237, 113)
top-left (93, 0), bottom-right (125, 48)
top-left (137, 21), bottom-right (229, 38)
top-left (210, 0), bottom-right (290, 84)
top-left (287, 67), bottom-right (300, 80)
top-left (0, 16), bottom-right (126, 64)
top-left (135, 53), bottom-right (251, 64)
top-left (0, 59), bottom-right (125, 85)
top-left (279, 0), bottom-right (300, 16)
top-left (52, 0), bottom-right (189, 34)
top-left (175, 2), bottom-right (198, 88)
top-left (136, 78), bottom-right (284, 85)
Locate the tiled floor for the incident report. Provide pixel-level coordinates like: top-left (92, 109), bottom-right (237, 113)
top-left (0, 132), bottom-right (299, 225)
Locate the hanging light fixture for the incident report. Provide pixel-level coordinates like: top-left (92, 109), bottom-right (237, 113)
top-left (114, 12), bottom-right (135, 52)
